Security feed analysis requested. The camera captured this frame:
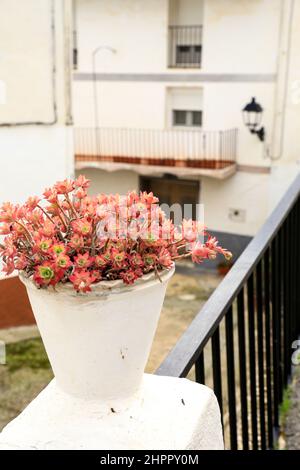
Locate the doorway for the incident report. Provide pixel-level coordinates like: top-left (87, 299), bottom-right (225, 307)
top-left (140, 175), bottom-right (200, 220)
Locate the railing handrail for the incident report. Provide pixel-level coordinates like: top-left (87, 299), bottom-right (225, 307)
top-left (156, 172), bottom-right (300, 377)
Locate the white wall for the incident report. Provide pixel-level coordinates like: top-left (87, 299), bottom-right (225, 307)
top-left (279, 0), bottom-right (300, 164)
top-left (169, 0), bottom-right (203, 25)
top-left (0, 0), bottom-right (74, 205)
top-left (201, 172), bottom-right (269, 236)
top-left (201, 162), bottom-right (300, 236)
top-left (0, 0), bottom-right (55, 123)
top-left (75, 0), bottom-right (282, 74)
top-left (0, 0), bottom-right (72, 125)
top-left (74, 81), bottom-right (166, 128)
top-left (203, 82), bottom-right (275, 166)
top-left (75, 83), bottom-right (204, 129)
top-left (75, 168), bottom-right (139, 196)
top-left (202, 0), bottom-right (281, 74)
top-left (0, 126), bottom-right (74, 204)
top-left (76, 0), bottom-right (169, 73)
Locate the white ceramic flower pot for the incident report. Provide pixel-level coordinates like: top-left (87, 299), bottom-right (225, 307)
top-left (19, 265), bottom-right (174, 401)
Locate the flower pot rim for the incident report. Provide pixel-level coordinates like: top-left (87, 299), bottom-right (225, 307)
top-left (19, 263), bottom-right (175, 300)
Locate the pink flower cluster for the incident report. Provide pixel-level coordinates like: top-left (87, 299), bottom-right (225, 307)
top-left (0, 175), bottom-right (232, 292)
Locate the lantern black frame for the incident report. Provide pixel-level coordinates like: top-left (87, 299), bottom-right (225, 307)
top-left (242, 97), bottom-right (265, 142)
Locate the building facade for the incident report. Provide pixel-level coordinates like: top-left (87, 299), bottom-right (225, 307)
top-left (0, 0), bottom-right (74, 205)
top-left (72, 0), bottom-right (300, 245)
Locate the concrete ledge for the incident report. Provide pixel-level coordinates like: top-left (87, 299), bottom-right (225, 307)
top-left (0, 374), bottom-right (224, 450)
top-left (76, 161), bottom-right (237, 180)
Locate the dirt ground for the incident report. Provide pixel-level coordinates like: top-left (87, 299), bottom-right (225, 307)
top-left (0, 267), bottom-right (222, 432)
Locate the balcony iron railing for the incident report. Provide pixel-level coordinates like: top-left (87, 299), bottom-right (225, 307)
top-left (74, 127), bottom-right (237, 170)
top-left (156, 173), bottom-right (300, 449)
top-left (168, 25), bottom-right (202, 68)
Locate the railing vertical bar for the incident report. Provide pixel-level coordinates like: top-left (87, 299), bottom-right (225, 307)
top-left (263, 247), bottom-right (273, 449)
top-left (285, 214), bottom-right (294, 382)
top-left (247, 273), bottom-right (258, 449)
top-left (237, 288), bottom-right (249, 450)
top-left (286, 213), bottom-right (292, 375)
top-left (235, 128), bottom-right (238, 162)
top-left (289, 211), bottom-right (294, 349)
top-left (256, 260), bottom-right (266, 449)
top-left (294, 202), bottom-right (298, 330)
top-left (271, 237), bottom-right (280, 431)
top-left (282, 220), bottom-right (290, 387)
top-left (291, 207), bottom-right (297, 349)
top-left (296, 198), bottom-right (300, 336)
top-left (195, 351), bottom-right (205, 384)
top-left (225, 305), bottom-right (238, 450)
top-left (287, 214), bottom-right (293, 376)
top-left (277, 227), bottom-right (283, 404)
top-left (211, 327), bottom-right (223, 421)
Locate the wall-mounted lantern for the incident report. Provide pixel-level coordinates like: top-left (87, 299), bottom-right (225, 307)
top-left (242, 97), bottom-right (265, 142)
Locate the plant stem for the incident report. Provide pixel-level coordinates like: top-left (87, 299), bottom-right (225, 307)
top-left (37, 205), bottom-right (55, 223)
top-left (65, 194), bottom-right (78, 218)
top-left (14, 221), bottom-right (33, 245)
top-left (37, 205), bottom-right (64, 238)
top-left (172, 252), bottom-right (191, 261)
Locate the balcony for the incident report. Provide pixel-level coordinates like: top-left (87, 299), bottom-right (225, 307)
top-left (168, 25), bottom-right (202, 68)
top-left (74, 127), bottom-right (237, 179)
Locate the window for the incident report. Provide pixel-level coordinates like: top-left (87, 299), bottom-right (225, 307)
top-left (175, 44), bottom-right (202, 66)
top-left (173, 110), bottom-right (202, 127)
top-left (173, 110), bottom-right (187, 126)
top-left (192, 111), bottom-right (202, 126)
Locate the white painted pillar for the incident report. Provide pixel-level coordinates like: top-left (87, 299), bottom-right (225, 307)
top-left (0, 375), bottom-right (223, 450)
top-left (0, 267), bottom-right (224, 449)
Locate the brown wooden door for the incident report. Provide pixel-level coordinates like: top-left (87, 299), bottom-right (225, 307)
top-left (140, 176), bottom-right (200, 220)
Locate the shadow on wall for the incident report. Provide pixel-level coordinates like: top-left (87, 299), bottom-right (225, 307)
top-left (0, 276), bottom-right (35, 329)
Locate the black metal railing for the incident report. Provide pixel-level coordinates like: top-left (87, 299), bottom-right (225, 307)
top-left (168, 25), bottom-right (202, 68)
top-left (156, 173), bottom-right (300, 449)
top-left (74, 127), bottom-right (237, 170)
